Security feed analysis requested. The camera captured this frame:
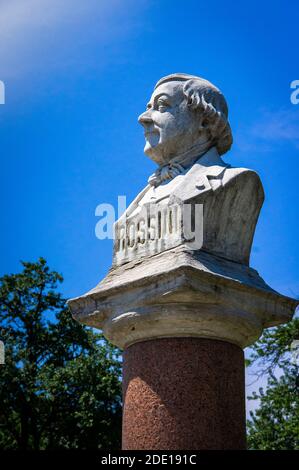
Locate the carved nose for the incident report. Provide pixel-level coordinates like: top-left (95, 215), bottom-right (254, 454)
top-left (138, 110), bottom-right (153, 127)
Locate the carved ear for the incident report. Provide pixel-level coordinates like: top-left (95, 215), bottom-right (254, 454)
top-left (201, 118), bottom-right (210, 128)
top-left (183, 79), bottom-right (202, 109)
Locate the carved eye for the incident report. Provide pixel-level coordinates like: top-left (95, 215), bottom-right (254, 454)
top-left (157, 99), bottom-right (169, 111)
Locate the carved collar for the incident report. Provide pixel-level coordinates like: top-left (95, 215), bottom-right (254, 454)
top-left (148, 145), bottom-right (224, 187)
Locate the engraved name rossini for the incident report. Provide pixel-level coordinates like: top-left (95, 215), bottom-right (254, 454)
top-left (113, 201), bottom-right (203, 266)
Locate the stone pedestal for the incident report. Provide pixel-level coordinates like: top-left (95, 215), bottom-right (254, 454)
top-left (123, 337), bottom-right (246, 450)
top-left (67, 73), bottom-right (299, 450)
top-left (68, 246), bottom-right (298, 450)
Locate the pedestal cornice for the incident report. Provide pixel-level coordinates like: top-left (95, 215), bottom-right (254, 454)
top-left (68, 247), bottom-right (298, 349)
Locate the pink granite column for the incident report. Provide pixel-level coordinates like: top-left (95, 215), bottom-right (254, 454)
top-left (122, 337), bottom-right (246, 450)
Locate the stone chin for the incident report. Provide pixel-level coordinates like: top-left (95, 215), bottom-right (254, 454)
top-left (144, 137), bottom-right (167, 166)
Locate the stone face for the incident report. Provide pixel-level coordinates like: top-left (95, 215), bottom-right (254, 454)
top-left (138, 73), bottom-right (232, 165)
top-left (68, 72), bottom-right (299, 350)
top-left (112, 74), bottom-right (263, 267)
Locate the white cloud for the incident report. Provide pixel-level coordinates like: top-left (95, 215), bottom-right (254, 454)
top-left (235, 108), bottom-right (299, 153)
top-left (0, 0), bottom-right (144, 78)
top-left (0, 0), bottom-right (123, 38)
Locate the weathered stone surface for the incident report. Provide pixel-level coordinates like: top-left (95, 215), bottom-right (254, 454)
top-left (113, 147), bottom-right (264, 267)
top-left (69, 246), bottom-right (297, 349)
top-left (68, 73), bottom-right (298, 349)
top-left (68, 72), bottom-right (299, 451)
top-left (122, 338), bottom-right (246, 450)
top-left (113, 75), bottom-right (263, 267)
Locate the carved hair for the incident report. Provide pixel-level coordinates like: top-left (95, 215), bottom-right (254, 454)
top-left (155, 73), bottom-right (233, 156)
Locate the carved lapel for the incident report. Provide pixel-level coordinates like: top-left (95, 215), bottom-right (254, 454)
top-left (172, 162), bottom-right (228, 201)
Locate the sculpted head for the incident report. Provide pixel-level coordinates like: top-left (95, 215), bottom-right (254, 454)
top-left (138, 73), bottom-right (232, 166)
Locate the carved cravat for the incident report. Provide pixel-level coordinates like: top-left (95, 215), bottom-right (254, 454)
top-left (148, 140), bottom-right (211, 187)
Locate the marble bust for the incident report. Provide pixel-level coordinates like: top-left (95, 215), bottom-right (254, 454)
top-left (68, 73), bottom-right (297, 351)
top-left (67, 73), bottom-right (298, 452)
top-left (113, 73), bottom-right (264, 267)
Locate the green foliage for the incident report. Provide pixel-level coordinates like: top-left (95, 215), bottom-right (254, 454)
top-left (247, 317), bottom-right (299, 449)
top-left (247, 318), bottom-right (299, 375)
top-left (0, 258), bottom-right (122, 449)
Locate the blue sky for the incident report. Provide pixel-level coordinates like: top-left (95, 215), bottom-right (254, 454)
top-left (0, 0), bottom-right (298, 413)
